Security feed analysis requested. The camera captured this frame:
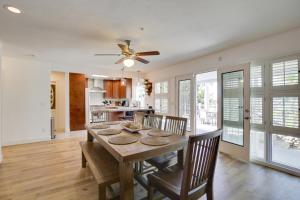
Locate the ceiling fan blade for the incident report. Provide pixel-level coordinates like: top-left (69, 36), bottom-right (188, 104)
top-left (118, 44), bottom-right (129, 53)
top-left (115, 57), bottom-right (126, 64)
top-left (135, 51), bottom-right (160, 56)
top-left (134, 56), bottom-right (150, 64)
top-left (94, 53), bottom-right (120, 56)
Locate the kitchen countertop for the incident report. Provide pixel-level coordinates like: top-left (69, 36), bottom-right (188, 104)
top-left (91, 106), bottom-right (151, 113)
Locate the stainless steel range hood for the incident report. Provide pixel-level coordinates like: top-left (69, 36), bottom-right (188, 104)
top-left (90, 79), bottom-right (106, 93)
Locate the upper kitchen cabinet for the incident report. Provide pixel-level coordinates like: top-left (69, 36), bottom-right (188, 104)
top-left (112, 80), bottom-right (120, 98)
top-left (104, 78), bottom-right (132, 99)
top-left (104, 80), bottom-right (113, 98)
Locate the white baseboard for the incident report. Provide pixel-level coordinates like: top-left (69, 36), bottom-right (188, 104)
top-left (3, 136), bottom-right (51, 146)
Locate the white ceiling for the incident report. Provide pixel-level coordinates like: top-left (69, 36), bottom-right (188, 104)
top-left (1, 0), bottom-right (300, 72)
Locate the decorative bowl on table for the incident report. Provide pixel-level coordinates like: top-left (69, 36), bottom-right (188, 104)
top-left (121, 122), bottom-right (142, 133)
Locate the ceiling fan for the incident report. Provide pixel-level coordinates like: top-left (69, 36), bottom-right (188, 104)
top-left (94, 40), bottom-right (160, 67)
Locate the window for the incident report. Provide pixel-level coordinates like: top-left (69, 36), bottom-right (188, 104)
top-left (154, 81), bottom-right (169, 114)
top-left (250, 97), bottom-right (263, 125)
top-left (272, 97), bottom-right (299, 129)
top-left (250, 64), bottom-right (265, 161)
top-left (272, 59), bottom-right (299, 87)
top-left (251, 130), bottom-right (265, 160)
top-left (251, 65), bottom-right (263, 88)
top-left (135, 83), bottom-right (145, 107)
top-left (272, 134), bottom-right (300, 169)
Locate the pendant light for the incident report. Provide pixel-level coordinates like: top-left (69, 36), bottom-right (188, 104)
top-left (120, 67), bottom-right (126, 86)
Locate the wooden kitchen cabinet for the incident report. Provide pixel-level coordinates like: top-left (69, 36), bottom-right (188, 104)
top-left (112, 80), bottom-right (120, 98)
top-left (104, 80), bottom-right (113, 98)
top-left (104, 78), bottom-right (132, 99)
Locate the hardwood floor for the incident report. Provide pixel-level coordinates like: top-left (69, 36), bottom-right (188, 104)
top-left (0, 136), bottom-right (299, 200)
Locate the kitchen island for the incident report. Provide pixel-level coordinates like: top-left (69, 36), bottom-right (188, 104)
top-left (91, 106), bottom-right (152, 122)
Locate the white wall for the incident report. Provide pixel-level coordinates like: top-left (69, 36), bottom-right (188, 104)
top-left (2, 57), bottom-right (51, 145)
top-left (0, 43), bottom-right (2, 162)
top-left (0, 56), bottom-right (141, 145)
top-left (50, 71), bottom-right (66, 132)
top-left (145, 27), bottom-right (300, 114)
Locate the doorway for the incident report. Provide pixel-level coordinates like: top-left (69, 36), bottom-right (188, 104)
top-left (195, 71), bottom-right (218, 134)
top-left (176, 75), bottom-right (194, 132)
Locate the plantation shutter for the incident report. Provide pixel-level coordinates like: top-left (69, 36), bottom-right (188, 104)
top-left (272, 59), bottom-right (299, 87)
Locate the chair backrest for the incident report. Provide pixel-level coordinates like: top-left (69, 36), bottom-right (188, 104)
top-left (134, 112), bottom-right (145, 125)
top-left (180, 130), bottom-right (222, 199)
top-left (164, 116), bottom-right (187, 136)
top-left (144, 114), bottom-right (163, 129)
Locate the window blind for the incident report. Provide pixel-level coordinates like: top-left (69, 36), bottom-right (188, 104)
top-left (272, 59), bottom-right (299, 86)
top-left (250, 97), bottom-right (263, 124)
top-left (223, 98), bottom-right (240, 122)
top-left (251, 66), bottom-right (263, 88)
top-left (272, 97), bottom-right (299, 128)
top-left (223, 71), bottom-right (243, 89)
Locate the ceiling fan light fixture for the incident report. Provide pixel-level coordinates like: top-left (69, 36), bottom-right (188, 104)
top-left (123, 58), bottom-right (135, 67)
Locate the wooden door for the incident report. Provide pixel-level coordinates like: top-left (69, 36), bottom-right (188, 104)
top-left (104, 80), bottom-right (113, 98)
top-left (69, 73), bottom-right (86, 131)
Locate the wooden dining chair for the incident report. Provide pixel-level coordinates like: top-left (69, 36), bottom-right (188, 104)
top-left (144, 114), bottom-right (163, 129)
top-left (133, 111), bottom-right (145, 125)
top-left (148, 130), bottom-right (222, 200)
top-left (135, 114), bottom-right (164, 176)
top-left (146, 116), bottom-right (187, 171)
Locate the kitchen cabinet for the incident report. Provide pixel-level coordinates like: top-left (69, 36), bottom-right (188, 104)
top-left (104, 79), bottom-right (132, 99)
top-left (112, 80), bottom-right (120, 98)
top-left (104, 80), bottom-right (113, 98)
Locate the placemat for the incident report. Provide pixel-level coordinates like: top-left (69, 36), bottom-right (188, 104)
top-left (104, 121), bottom-right (121, 125)
top-left (90, 124), bottom-right (110, 129)
top-left (147, 130), bottom-right (173, 137)
top-left (97, 129), bottom-right (122, 136)
top-left (108, 135), bottom-right (138, 145)
top-left (140, 136), bottom-right (170, 146)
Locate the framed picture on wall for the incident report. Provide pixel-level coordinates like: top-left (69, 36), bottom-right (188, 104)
top-left (50, 84), bottom-right (56, 109)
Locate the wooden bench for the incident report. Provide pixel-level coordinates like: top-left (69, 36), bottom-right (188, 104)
top-left (80, 141), bottom-right (119, 200)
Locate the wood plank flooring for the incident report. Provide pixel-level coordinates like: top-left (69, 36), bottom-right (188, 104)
top-left (0, 136), bottom-right (299, 200)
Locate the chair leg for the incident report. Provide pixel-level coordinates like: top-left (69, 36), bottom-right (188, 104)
top-left (99, 185), bottom-right (106, 200)
top-left (206, 184), bottom-right (214, 200)
top-left (82, 152), bottom-right (87, 168)
top-left (148, 183), bottom-right (154, 200)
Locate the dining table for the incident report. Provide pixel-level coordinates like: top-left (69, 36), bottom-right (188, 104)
top-left (86, 121), bottom-right (189, 200)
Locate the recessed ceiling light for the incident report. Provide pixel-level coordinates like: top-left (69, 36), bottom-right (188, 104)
top-left (91, 74), bottom-right (108, 78)
top-left (3, 5), bottom-right (22, 14)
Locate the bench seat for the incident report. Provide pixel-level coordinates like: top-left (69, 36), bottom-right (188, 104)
top-left (80, 141), bottom-right (119, 199)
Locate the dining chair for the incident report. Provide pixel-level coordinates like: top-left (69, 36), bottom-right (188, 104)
top-left (135, 114), bottom-right (164, 176)
top-left (146, 116), bottom-right (187, 171)
top-left (144, 114), bottom-right (163, 129)
top-left (148, 130), bottom-right (222, 200)
top-left (133, 111), bottom-right (145, 125)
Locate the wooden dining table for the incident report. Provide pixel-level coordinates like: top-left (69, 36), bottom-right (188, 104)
top-left (86, 122), bottom-right (188, 200)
